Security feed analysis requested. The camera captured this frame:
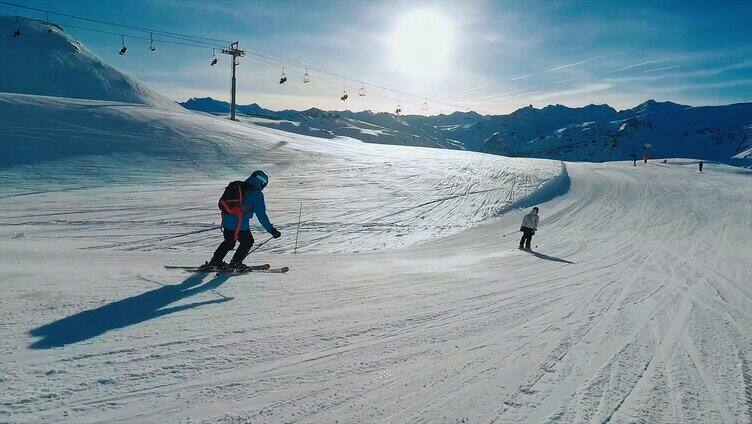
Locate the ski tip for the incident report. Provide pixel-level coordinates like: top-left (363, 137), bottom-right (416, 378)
top-left (280, 266), bottom-right (290, 273)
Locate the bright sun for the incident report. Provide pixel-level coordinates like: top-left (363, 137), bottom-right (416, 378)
top-left (388, 9), bottom-right (456, 79)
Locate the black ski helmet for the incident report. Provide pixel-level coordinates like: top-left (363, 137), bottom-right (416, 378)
top-left (532, 207), bottom-right (539, 213)
top-left (246, 170), bottom-right (269, 190)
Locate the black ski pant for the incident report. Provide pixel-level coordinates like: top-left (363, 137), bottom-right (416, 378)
top-left (210, 229), bottom-right (254, 266)
top-left (519, 227), bottom-right (534, 249)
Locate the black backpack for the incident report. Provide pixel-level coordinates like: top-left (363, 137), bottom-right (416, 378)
top-left (218, 181), bottom-right (246, 214)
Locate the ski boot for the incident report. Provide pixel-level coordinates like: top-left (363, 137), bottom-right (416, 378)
top-left (198, 260), bottom-right (228, 272)
top-left (228, 262), bottom-right (252, 272)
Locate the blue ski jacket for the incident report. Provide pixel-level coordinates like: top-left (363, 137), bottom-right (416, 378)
top-left (221, 189), bottom-right (274, 232)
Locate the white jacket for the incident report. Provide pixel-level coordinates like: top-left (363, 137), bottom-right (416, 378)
top-left (521, 211), bottom-right (539, 230)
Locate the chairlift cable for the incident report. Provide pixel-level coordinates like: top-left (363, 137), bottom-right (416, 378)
top-left (0, 0), bottom-right (231, 45)
top-left (0, 2), bottom-right (485, 114)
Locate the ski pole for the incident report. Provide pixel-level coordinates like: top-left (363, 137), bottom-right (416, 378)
top-left (501, 230), bottom-right (519, 237)
top-left (294, 202), bottom-right (302, 254)
top-left (248, 236), bottom-right (274, 255)
top-left (158, 226), bottom-right (220, 243)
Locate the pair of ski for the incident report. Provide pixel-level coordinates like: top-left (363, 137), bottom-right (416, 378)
top-left (165, 264), bottom-right (289, 274)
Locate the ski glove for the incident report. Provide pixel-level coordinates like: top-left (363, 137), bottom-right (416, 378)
top-left (270, 228), bottom-right (281, 238)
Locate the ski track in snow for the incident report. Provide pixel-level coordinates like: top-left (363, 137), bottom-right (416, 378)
top-left (2, 159), bottom-right (751, 423)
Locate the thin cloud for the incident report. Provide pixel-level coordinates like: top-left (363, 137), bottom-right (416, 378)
top-left (460, 88), bottom-right (530, 104)
top-left (607, 59), bottom-right (752, 84)
top-left (650, 78), bottom-right (752, 92)
top-left (436, 85), bottom-right (487, 100)
top-left (509, 50), bottom-right (632, 81)
top-left (591, 49), bottom-right (637, 59)
top-left (505, 90), bottom-right (543, 99)
top-left (478, 90), bottom-right (544, 105)
top-left (555, 78), bottom-right (577, 84)
top-left (641, 65), bottom-right (684, 73)
top-left (542, 59), bottom-right (590, 74)
top-left (610, 59), bottom-right (665, 73)
top-left (528, 83), bottom-right (613, 103)
top-left (509, 73), bottom-right (536, 81)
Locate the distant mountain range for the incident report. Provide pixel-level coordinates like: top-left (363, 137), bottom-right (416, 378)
top-left (180, 97), bottom-right (752, 167)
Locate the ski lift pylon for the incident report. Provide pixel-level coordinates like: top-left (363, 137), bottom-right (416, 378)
top-left (149, 32), bottom-right (156, 52)
top-left (45, 11), bottom-right (52, 32)
top-left (12, 16), bottom-right (21, 37)
top-left (303, 68), bottom-right (311, 83)
top-left (279, 67), bottom-right (287, 84)
top-left (118, 35), bottom-right (127, 55)
top-left (341, 89), bottom-right (348, 101)
top-left (210, 49), bottom-right (218, 66)
top-left (358, 83), bottom-right (366, 97)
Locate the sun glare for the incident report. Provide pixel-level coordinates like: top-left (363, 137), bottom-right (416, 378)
top-left (388, 9), bottom-right (456, 79)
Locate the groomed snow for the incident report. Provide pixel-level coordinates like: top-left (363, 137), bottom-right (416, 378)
top-left (0, 92), bottom-right (564, 254)
top-left (2, 156), bottom-right (751, 423)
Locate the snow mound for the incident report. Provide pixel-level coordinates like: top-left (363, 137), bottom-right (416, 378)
top-left (0, 92), bottom-right (565, 253)
top-left (0, 15), bottom-right (178, 109)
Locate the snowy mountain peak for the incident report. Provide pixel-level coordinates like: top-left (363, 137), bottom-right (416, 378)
top-left (0, 15), bottom-right (178, 109)
top-left (621, 99), bottom-right (690, 116)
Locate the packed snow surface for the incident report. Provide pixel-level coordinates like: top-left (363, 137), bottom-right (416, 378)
top-left (0, 92), bottom-right (563, 253)
top-left (2, 156), bottom-right (751, 422)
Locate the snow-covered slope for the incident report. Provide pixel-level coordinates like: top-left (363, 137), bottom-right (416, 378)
top-left (0, 15), bottom-right (178, 109)
top-left (2, 159), bottom-right (751, 423)
top-left (0, 91), bottom-right (564, 252)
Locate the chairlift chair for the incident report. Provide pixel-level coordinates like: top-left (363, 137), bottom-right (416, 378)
top-left (149, 33), bottom-right (156, 52)
top-left (358, 83), bottom-right (366, 97)
top-left (395, 102), bottom-right (402, 115)
top-left (341, 89), bottom-right (348, 101)
top-left (421, 99), bottom-right (429, 112)
top-left (118, 35), bottom-right (127, 55)
top-left (210, 49), bottom-right (218, 66)
top-left (45, 12), bottom-right (53, 32)
top-left (303, 68), bottom-right (311, 83)
top-left (279, 67), bottom-right (287, 84)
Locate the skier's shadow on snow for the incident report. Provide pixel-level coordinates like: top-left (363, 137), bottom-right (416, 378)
top-left (528, 250), bottom-right (575, 264)
top-left (28, 273), bottom-right (233, 349)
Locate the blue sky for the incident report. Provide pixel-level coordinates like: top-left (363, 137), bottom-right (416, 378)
top-left (4, 0), bottom-right (752, 115)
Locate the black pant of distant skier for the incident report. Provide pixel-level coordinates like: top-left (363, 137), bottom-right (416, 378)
top-left (519, 227), bottom-right (535, 250)
top-left (699, 161), bottom-right (704, 173)
top-left (210, 229), bottom-right (254, 267)
top-left (518, 207), bottom-right (540, 251)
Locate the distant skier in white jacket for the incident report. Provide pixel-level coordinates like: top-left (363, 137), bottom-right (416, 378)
top-left (519, 207), bottom-right (539, 250)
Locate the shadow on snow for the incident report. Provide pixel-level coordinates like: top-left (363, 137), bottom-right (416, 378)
top-left (28, 272), bottom-right (233, 349)
top-left (528, 250), bottom-right (575, 264)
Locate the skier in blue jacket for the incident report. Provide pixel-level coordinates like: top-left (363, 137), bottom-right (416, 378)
top-left (203, 170), bottom-right (281, 271)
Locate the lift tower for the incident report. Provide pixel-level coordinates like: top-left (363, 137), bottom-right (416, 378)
top-left (222, 42), bottom-right (245, 121)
